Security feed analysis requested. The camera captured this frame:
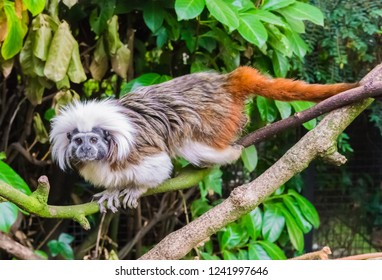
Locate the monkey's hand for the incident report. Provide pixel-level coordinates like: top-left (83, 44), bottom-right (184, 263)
top-left (93, 189), bottom-right (121, 213)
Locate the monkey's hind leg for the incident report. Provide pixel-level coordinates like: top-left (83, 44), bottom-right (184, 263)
top-left (119, 187), bottom-right (146, 209)
top-left (177, 142), bottom-right (244, 166)
top-left (94, 189), bottom-right (121, 213)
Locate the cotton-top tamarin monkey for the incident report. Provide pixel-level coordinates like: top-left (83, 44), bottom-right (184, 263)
top-left (50, 66), bottom-right (357, 212)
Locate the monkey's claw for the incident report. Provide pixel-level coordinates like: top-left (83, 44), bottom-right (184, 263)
top-left (94, 189), bottom-right (121, 213)
top-left (119, 188), bottom-right (143, 209)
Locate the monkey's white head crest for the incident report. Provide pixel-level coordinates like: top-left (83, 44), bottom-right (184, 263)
top-left (50, 99), bottom-right (135, 170)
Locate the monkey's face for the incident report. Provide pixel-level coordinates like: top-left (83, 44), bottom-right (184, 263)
top-left (67, 127), bottom-right (110, 163)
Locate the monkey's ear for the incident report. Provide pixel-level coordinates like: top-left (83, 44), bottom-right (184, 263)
top-left (104, 130), bottom-right (112, 141)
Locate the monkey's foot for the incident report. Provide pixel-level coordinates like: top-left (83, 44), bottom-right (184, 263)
top-left (94, 189), bottom-right (121, 213)
top-left (119, 188), bottom-right (143, 209)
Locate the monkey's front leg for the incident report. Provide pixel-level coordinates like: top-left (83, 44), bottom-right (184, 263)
top-left (93, 189), bottom-right (121, 213)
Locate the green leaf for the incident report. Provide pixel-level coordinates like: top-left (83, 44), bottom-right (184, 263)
top-left (58, 243), bottom-right (74, 260)
top-left (223, 250), bottom-right (237, 260)
top-left (164, 12), bottom-right (180, 41)
top-left (220, 223), bottom-right (248, 250)
top-left (256, 96), bottom-right (277, 123)
top-left (47, 240), bottom-right (60, 256)
top-left (290, 101), bottom-right (316, 130)
top-left (199, 167), bottom-right (222, 199)
top-left (251, 9), bottom-right (286, 27)
top-left (44, 108), bottom-right (56, 121)
top-left (2, 1), bottom-right (27, 59)
top-left (272, 50), bottom-right (289, 78)
top-left (279, 203), bottom-right (304, 251)
top-left (143, 1), bottom-right (165, 33)
top-left (90, 36), bottom-right (109, 81)
top-left (278, 2), bottom-right (324, 26)
top-left (190, 199), bottom-right (213, 218)
top-left (288, 189), bottom-right (320, 228)
top-left (67, 41), bottom-right (87, 83)
top-left (121, 73), bottom-right (172, 95)
top-left (24, 77), bottom-right (46, 105)
top-left (198, 36), bottom-right (217, 53)
top-left (89, 0), bottom-right (116, 35)
top-left (191, 57), bottom-right (212, 73)
top-left (19, 31), bottom-right (36, 76)
top-left (200, 252), bottom-right (221, 260)
top-left (238, 13), bottom-right (267, 47)
top-left (175, 0), bottom-right (205, 20)
top-left (241, 145), bottom-right (258, 172)
top-left (268, 26), bottom-right (292, 58)
top-left (44, 21), bottom-right (76, 82)
top-left (284, 29), bottom-right (309, 58)
top-left (248, 243), bottom-right (271, 260)
top-left (275, 100), bottom-right (292, 119)
top-left (0, 161), bottom-right (31, 195)
top-left (48, 234), bottom-right (74, 259)
top-left (261, 0), bottom-right (295, 10)
top-left (155, 26), bottom-right (168, 48)
top-left (34, 250), bottom-right (48, 259)
top-left (256, 240), bottom-right (287, 260)
top-left (262, 204), bottom-right (285, 242)
top-left (282, 196), bottom-right (312, 233)
top-left (105, 15), bottom-right (123, 55)
top-left (0, 152), bottom-right (6, 160)
top-left (241, 207), bottom-right (262, 240)
top-left (32, 15), bottom-right (53, 61)
top-left (23, 0), bottom-right (46, 16)
top-left (281, 14), bottom-right (305, 33)
top-left (111, 44), bottom-right (131, 79)
top-left (237, 249), bottom-right (248, 260)
top-left (58, 233), bottom-right (74, 244)
top-left (206, 0), bottom-right (239, 30)
top-left (0, 202), bottom-right (19, 233)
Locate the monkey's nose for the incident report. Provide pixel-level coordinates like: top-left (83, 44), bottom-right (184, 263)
top-left (83, 145), bottom-right (92, 151)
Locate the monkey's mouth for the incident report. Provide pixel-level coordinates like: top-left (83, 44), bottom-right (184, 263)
top-left (73, 153), bottom-right (98, 162)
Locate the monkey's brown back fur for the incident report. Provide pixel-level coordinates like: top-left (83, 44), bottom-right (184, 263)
top-left (117, 66), bottom-right (357, 168)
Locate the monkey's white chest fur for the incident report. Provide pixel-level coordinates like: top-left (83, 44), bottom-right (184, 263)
top-left (79, 152), bottom-right (173, 212)
top-left (79, 152), bottom-right (173, 189)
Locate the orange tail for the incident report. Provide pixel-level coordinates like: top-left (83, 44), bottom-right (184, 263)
top-left (226, 66), bottom-right (358, 102)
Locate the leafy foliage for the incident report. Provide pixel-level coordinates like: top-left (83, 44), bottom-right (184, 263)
top-left (48, 233), bottom-right (75, 260)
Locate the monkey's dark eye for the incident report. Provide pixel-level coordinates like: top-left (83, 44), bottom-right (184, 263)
top-left (90, 137), bottom-right (98, 144)
top-left (74, 138), bottom-right (83, 145)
